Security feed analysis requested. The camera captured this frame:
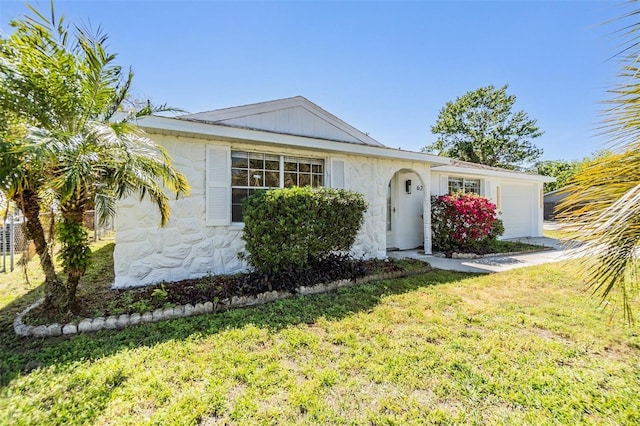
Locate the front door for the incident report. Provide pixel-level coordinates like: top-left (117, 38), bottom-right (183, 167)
top-left (387, 171), bottom-right (424, 250)
top-left (386, 180), bottom-right (395, 249)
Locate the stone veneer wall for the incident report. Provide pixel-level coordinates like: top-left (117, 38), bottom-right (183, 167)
top-left (113, 133), bottom-right (431, 288)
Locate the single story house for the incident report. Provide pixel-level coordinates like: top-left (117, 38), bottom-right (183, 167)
top-left (113, 96), bottom-right (553, 288)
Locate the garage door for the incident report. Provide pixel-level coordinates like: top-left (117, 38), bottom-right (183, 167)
top-left (500, 183), bottom-right (534, 239)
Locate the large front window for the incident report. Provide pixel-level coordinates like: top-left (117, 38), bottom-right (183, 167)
top-left (231, 151), bottom-right (324, 222)
top-left (448, 177), bottom-right (480, 195)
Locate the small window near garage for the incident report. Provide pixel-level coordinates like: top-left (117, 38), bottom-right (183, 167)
top-left (231, 151), bottom-right (324, 222)
top-left (448, 177), bottom-right (481, 195)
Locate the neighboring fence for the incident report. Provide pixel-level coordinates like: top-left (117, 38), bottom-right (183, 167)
top-left (1, 215), bottom-right (27, 273)
top-left (84, 210), bottom-right (115, 242)
top-left (1, 210), bottom-right (115, 273)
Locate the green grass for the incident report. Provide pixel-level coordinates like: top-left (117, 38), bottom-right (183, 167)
top-left (436, 239), bottom-right (550, 257)
top-left (483, 239), bottom-right (549, 253)
top-left (1, 250), bottom-right (640, 424)
top-left (543, 226), bottom-right (585, 243)
top-left (544, 229), bottom-right (572, 240)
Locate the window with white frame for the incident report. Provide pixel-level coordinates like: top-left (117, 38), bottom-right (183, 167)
top-left (231, 151), bottom-right (324, 222)
top-left (448, 177), bottom-right (481, 195)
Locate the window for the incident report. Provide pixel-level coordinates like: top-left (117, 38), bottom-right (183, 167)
top-left (231, 151), bottom-right (324, 222)
top-left (448, 177), bottom-right (481, 195)
top-left (283, 156), bottom-right (324, 188)
top-left (386, 182), bottom-right (392, 231)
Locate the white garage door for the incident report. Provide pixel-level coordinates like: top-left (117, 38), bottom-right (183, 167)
top-left (500, 183), bottom-right (534, 239)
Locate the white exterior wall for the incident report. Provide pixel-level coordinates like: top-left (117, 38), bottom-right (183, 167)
top-left (430, 171), bottom-right (544, 240)
top-left (113, 133), bottom-right (431, 288)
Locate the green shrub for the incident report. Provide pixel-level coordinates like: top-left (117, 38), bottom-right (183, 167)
top-left (431, 193), bottom-right (503, 254)
top-left (241, 186), bottom-right (367, 273)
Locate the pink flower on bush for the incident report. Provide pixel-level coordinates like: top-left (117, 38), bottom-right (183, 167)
top-left (431, 193), bottom-right (503, 253)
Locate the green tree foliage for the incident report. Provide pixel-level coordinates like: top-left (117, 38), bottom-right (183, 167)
top-left (558, 6), bottom-right (640, 322)
top-left (241, 187), bottom-right (367, 273)
top-left (531, 160), bottom-right (580, 192)
top-left (0, 2), bottom-right (189, 313)
top-left (424, 85), bottom-right (544, 169)
top-left (531, 151), bottom-right (610, 192)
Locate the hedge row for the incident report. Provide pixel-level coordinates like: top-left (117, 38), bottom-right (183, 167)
top-left (241, 187), bottom-right (367, 273)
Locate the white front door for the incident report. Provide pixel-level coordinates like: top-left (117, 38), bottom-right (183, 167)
top-left (386, 180), bottom-right (395, 249)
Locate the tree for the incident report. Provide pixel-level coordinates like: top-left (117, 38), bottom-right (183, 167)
top-left (531, 160), bottom-right (580, 192)
top-left (558, 6), bottom-right (640, 322)
top-left (530, 151), bottom-right (610, 193)
top-left (424, 85), bottom-right (544, 169)
top-left (0, 3), bottom-right (190, 313)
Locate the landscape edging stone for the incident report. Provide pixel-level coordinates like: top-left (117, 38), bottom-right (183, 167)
top-left (13, 267), bottom-right (431, 338)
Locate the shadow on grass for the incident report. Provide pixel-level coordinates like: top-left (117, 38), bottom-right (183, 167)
top-left (0, 255), bottom-right (475, 390)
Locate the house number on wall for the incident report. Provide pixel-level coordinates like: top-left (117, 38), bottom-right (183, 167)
top-left (416, 185), bottom-right (423, 191)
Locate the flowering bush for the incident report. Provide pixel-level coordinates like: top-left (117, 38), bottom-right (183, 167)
top-left (431, 193), bottom-right (503, 254)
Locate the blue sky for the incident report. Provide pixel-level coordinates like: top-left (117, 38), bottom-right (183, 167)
top-left (0, 0), bottom-right (629, 162)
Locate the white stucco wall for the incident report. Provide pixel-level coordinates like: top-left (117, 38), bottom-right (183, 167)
top-left (430, 171), bottom-right (544, 239)
top-left (113, 133), bottom-right (432, 288)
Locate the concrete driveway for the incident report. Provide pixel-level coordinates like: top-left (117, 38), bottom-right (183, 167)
top-left (388, 236), bottom-right (580, 274)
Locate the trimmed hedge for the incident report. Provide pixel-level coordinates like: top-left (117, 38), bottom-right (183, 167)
top-left (431, 193), bottom-right (504, 254)
top-left (241, 186), bottom-right (367, 273)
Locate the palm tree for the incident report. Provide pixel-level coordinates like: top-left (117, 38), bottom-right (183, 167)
top-left (558, 7), bottom-right (640, 322)
top-left (0, 3), bottom-right (189, 312)
top-left (0, 113), bottom-right (61, 297)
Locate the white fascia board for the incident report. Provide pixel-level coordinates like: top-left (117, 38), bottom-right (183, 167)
top-left (137, 115), bottom-right (450, 165)
top-left (432, 165), bottom-right (555, 183)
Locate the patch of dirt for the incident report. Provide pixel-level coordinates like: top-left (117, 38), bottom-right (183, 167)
top-left (527, 326), bottom-right (573, 345)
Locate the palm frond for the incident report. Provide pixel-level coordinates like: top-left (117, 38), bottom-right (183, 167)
top-left (94, 191), bottom-right (116, 226)
top-left (559, 120), bottom-right (640, 322)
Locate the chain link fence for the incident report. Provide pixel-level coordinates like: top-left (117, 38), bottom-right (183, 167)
top-left (84, 210), bottom-right (115, 242)
top-left (1, 210), bottom-right (114, 273)
top-left (1, 214), bottom-right (27, 273)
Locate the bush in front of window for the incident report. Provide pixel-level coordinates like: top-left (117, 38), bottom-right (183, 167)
top-left (241, 186), bottom-right (368, 273)
top-left (431, 193), bottom-right (503, 255)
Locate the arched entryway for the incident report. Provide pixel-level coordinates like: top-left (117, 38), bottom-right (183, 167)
top-left (386, 169), bottom-right (426, 251)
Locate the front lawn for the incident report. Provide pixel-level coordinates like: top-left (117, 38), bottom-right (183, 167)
top-left (1, 251), bottom-right (639, 424)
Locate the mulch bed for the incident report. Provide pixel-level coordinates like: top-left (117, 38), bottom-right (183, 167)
top-left (25, 257), bottom-right (420, 326)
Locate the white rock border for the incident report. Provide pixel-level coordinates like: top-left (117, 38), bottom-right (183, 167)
top-left (434, 246), bottom-right (554, 260)
top-left (14, 267), bottom-right (431, 337)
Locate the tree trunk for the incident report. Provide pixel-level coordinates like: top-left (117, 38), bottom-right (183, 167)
top-left (15, 189), bottom-right (66, 310)
top-left (59, 207), bottom-right (90, 313)
top-left (65, 270), bottom-right (82, 312)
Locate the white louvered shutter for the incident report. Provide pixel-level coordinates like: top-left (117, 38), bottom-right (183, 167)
top-left (331, 159), bottom-right (345, 189)
top-left (483, 180), bottom-right (491, 198)
top-left (440, 176), bottom-right (448, 194)
top-left (206, 145), bottom-right (231, 226)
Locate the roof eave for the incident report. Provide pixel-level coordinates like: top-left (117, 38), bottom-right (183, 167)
top-left (432, 165), bottom-right (555, 183)
top-left (136, 115), bottom-right (450, 165)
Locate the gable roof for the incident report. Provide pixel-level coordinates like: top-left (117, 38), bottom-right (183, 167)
top-left (136, 115), bottom-right (449, 165)
top-left (178, 96), bottom-right (384, 147)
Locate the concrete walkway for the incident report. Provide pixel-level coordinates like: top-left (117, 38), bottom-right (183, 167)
top-left (388, 236), bottom-right (580, 274)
